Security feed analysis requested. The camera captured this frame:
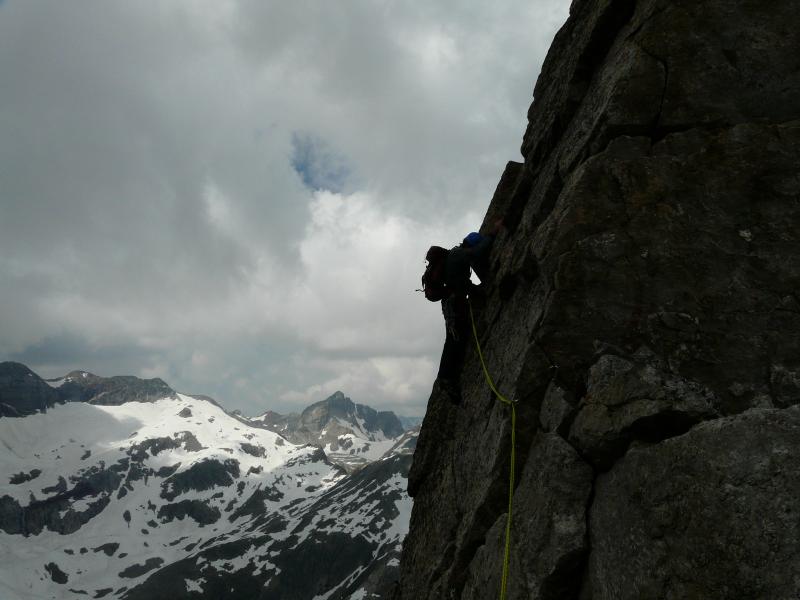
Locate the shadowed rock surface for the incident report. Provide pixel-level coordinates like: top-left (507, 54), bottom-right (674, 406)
top-left (0, 362), bottom-right (179, 417)
top-left (0, 362), bottom-right (61, 417)
top-left (590, 406), bottom-right (800, 599)
top-left (397, 0), bottom-right (800, 598)
top-left (53, 371), bottom-right (177, 406)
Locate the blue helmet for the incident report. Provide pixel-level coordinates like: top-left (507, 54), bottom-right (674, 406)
top-left (463, 232), bottom-right (484, 247)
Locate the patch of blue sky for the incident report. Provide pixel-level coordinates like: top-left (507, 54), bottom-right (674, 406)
top-left (291, 132), bottom-right (353, 194)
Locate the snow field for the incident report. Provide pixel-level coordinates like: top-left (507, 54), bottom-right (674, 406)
top-left (0, 395), bottom-right (344, 599)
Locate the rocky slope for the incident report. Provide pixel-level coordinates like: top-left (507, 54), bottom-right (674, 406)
top-left (0, 362), bottom-right (62, 417)
top-left (0, 362), bottom-right (178, 417)
top-left (46, 370), bottom-right (178, 406)
top-left (397, 1), bottom-right (800, 598)
top-left (250, 391), bottom-right (406, 472)
top-left (0, 365), bottom-right (415, 600)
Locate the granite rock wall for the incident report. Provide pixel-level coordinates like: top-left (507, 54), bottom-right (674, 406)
top-left (397, 0), bottom-right (800, 598)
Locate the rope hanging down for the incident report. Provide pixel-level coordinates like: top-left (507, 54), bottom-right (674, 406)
top-left (468, 299), bottom-right (516, 600)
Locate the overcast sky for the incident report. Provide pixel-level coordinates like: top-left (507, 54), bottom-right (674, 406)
top-left (0, 1), bottom-right (568, 417)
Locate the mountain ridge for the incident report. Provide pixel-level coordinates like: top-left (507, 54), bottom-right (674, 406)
top-left (0, 363), bottom-right (417, 599)
top-left (249, 391), bottom-right (407, 472)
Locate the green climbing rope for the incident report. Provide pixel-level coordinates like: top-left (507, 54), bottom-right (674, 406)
top-left (468, 300), bottom-right (516, 600)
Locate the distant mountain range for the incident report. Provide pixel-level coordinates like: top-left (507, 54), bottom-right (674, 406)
top-left (248, 391), bottom-right (412, 472)
top-left (0, 362), bottom-right (417, 599)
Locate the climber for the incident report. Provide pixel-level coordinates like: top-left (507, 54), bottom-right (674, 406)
top-left (422, 220), bottom-right (502, 404)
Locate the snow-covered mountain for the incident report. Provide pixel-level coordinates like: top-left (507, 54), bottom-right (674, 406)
top-left (0, 362), bottom-right (178, 417)
top-left (249, 391), bottom-right (406, 472)
top-left (0, 363), bottom-right (415, 600)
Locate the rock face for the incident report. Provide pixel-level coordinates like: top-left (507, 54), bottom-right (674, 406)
top-left (589, 407), bottom-right (800, 599)
top-left (397, 1), bottom-right (800, 598)
top-left (0, 362), bottom-right (60, 416)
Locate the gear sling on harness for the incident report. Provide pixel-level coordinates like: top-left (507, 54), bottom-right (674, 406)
top-left (468, 299), bottom-right (516, 600)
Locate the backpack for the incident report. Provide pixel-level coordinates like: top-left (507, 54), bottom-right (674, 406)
top-left (421, 246), bottom-right (450, 302)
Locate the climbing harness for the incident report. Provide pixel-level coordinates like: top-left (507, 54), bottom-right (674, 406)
top-left (468, 299), bottom-right (516, 600)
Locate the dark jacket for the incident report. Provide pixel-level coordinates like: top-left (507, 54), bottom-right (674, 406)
top-left (436, 234), bottom-right (494, 382)
top-left (440, 234), bottom-right (494, 335)
top-left (444, 234), bottom-right (494, 297)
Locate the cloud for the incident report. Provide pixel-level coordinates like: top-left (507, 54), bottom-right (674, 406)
top-left (0, 0), bottom-right (569, 416)
top-left (279, 355), bottom-right (437, 416)
top-left (291, 133), bottom-right (353, 193)
top-left (288, 189), bottom-right (475, 356)
top-left (8, 332), bottom-right (158, 378)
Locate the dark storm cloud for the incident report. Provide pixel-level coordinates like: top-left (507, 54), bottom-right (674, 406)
top-left (9, 333), bottom-right (157, 378)
top-left (0, 0), bottom-right (568, 416)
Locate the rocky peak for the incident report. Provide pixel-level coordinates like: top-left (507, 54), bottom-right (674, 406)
top-left (63, 370), bottom-right (100, 382)
top-left (55, 373), bottom-right (177, 406)
top-left (296, 391), bottom-right (404, 441)
top-left (252, 393), bottom-right (407, 472)
top-left (324, 389), bottom-right (348, 407)
top-left (0, 361), bottom-right (60, 417)
top-left (0, 361), bottom-right (40, 380)
top-left (397, 1), bottom-right (800, 598)
top-left (300, 390), bottom-right (353, 430)
top-left (0, 363), bottom-right (179, 415)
